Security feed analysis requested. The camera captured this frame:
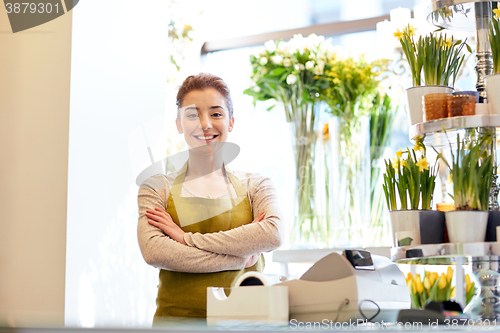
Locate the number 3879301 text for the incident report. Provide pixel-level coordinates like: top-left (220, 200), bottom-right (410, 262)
top-left (5, 2), bottom-right (61, 14)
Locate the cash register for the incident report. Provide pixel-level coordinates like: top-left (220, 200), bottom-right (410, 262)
top-left (276, 250), bottom-right (410, 323)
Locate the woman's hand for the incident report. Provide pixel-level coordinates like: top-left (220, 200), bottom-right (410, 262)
top-left (146, 207), bottom-right (187, 245)
top-left (252, 211), bottom-right (265, 223)
top-left (243, 211), bottom-right (265, 267)
top-left (244, 254), bottom-right (259, 268)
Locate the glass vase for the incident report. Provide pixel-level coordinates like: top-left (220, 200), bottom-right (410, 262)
top-left (369, 146), bottom-right (391, 246)
top-left (288, 102), bottom-right (328, 248)
top-left (329, 115), bottom-right (370, 247)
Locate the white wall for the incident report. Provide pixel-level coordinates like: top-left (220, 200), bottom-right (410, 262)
top-left (65, 0), bottom-right (170, 327)
top-left (0, 9), bottom-right (71, 327)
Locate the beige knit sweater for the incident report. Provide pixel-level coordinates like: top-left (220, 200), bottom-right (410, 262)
top-left (137, 170), bottom-right (284, 273)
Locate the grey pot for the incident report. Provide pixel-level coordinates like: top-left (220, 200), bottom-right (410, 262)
top-left (486, 210), bottom-right (500, 242)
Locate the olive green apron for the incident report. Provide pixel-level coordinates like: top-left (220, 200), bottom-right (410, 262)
top-left (153, 163), bottom-right (264, 321)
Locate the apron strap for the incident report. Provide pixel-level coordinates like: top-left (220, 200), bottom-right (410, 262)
top-left (170, 162), bottom-right (188, 197)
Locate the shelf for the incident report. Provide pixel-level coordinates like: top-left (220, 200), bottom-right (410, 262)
top-left (427, 0), bottom-right (496, 31)
top-left (409, 114), bottom-right (500, 147)
top-left (391, 241), bottom-right (500, 263)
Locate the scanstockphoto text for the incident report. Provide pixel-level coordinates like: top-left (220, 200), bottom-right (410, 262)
top-left (289, 318), bottom-right (499, 329)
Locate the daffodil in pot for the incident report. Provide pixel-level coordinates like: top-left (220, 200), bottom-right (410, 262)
top-left (435, 130), bottom-right (493, 243)
top-left (244, 34), bottom-right (335, 247)
top-left (486, 8), bottom-right (500, 114)
top-left (383, 140), bottom-right (445, 247)
top-left (396, 24), bottom-right (469, 125)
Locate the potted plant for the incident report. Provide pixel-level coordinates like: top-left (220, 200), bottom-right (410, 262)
top-left (486, 8), bottom-right (500, 114)
top-left (396, 24), bottom-right (469, 125)
top-left (435, 129), bottom-right (493, 243)
top-left (383, 139), bottom-right (444, 247)
top-left (405, 268), bottom-right (477, 309)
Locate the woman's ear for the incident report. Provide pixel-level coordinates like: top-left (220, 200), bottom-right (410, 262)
top-left (228, 117), bottom-right (234, 132)
top-left (176, 118), bottom-right (183, 134)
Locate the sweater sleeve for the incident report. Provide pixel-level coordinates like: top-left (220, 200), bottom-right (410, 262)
top-left (183, 173), bottom-right (284, 257)
top-left (137, 174), bottom-right (248, 273)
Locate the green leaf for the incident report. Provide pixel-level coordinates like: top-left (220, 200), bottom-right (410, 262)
top-left (266, 104), bottom-right (276, 111)
top-left (268, 67), bottom-right (286, 77)
top-left (398, 237), bottom-right (414, 246)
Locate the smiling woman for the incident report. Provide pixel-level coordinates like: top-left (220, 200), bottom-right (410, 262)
top-left (136, 73), bottom-right (284, 324)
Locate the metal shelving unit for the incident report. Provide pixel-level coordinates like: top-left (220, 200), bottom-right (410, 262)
top-left (409, 1), bottom-right (500, 209)
top-left (392, 1), bottom-right (500, 321)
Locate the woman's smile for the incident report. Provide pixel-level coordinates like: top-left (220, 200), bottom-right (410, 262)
top-left (193, 133), bottom-right (220, 142)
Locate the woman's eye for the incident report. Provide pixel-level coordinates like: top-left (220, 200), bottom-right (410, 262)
top-left (212, 113), bottom-right (222, 117)
top-left (187, 113), bottom-right (198, 118)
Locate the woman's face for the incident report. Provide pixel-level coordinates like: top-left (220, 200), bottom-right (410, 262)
top-left (176, 88), bottom-right (234, 150)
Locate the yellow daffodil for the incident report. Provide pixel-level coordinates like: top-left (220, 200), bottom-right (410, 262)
top-left (494, 8), bottom-right (500, 19)
top-left (444, 37), bottom-right (453, 48)
top-left (451, 287), bottom-right (456, 299)
top-left (424, 276), bottom-right (431, 290)
top-left (393, 29), bottom-right (403, 39)
top-left (391, 158), bottom-right (400, 171)
top-left (412, 279), bottom-right (418, 294)
top-left (407, 277), bottom-right (413, 288)
top-left (430, 272), bottom-right (439, 285)
top-left (407, 25), bottom-right (417, 36)
top-left (446, 267), bottom-right (454, 283)
top-left (416, 157), bottom-right (430, 172)
top-left (416, 278), bottom-right (424, 293)
top-left (448, 173), bottom-right (453, 184)
top-left (465, 274), bottom-right (471, 292)
top-left (413, 144), bottom-right (424, 153)
top-left (438, 273), bottom-right (447, 289)
top-left (406, 273), bottom-right (413, 284)
top-left (396, 148), bottom-right (403, 159)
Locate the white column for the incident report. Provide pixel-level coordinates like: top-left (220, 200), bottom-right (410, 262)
top-left (0, 10), bottom-right (72, 327)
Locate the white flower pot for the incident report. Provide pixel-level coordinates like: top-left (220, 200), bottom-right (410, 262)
top-left (445, 211), bottom-right (489, 243)
top-left (486, 73), bottom-right (500, 115)
top-left (405, 85), bottom-right (454, 126)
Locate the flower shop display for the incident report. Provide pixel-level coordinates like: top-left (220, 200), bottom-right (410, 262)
top-left (486, 8), bottom-right (500, 114)
top-left (244, 34), bottom-right (336, 246)
top-left (435, 130), bottom-right (494, 243)
top-left (382, 140), bottom-right (445, 246)
top-left (405, 268), bottom-right (477, 309)
top-left (396, 24), bottom-right (469, 125)
top-left (245, 34), bottom-right (390, 247)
